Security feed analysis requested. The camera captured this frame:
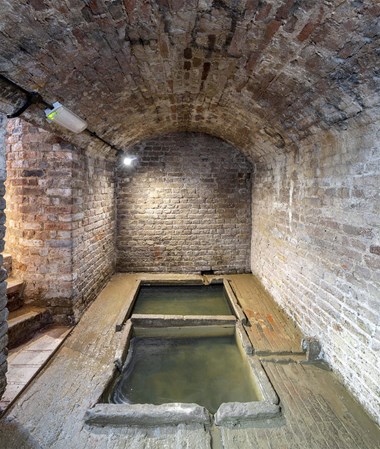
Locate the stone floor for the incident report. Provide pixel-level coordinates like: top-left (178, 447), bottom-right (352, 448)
top-left (0, 273), bottom-right (379, 449)
top-left (0, 326), bottom-right (72, 411)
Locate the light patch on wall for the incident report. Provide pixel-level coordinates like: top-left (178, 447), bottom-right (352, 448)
top-left (289, 179), bottom-right (294, 233)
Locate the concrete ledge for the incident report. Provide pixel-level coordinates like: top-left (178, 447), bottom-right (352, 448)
top-left (247, 357), bottom-right (279, 405)
top-left (114, 321), bottom-right (133, 369)
top-left (223, 280), bottom-right (247, 324)
top-left (236, 321), bottom-right (253, 355)
top-left (140, 278), bottom-right (204, 285)
top-left (115, 279), bottom-right (141, 331)
top-left (214, 402), bottom-right (281, 426)
top-left (133, 325), bottom-right (235, 338)
top-left (131, 314), bottom-right (236, 327)
top-left (85, 403), bottom-right (211, 426)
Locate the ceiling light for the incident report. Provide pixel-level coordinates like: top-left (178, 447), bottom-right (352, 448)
top-left (123, 156), bottom-right (137, 166)
top-left (45, 102), bottom-right (87, 133)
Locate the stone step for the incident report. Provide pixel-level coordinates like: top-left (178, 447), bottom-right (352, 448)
top-left (6, 277), bottom-right (25, 312)
top-left (8, 306), bottom-right (53, 349)
top-left (0, 325), bottom-right (73, 411)
top-left (2, 253), bottom-right (12, 275)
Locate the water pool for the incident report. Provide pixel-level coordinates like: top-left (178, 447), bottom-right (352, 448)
top-left (132, 284), bottom-right (233, 316)
top-left (108, 335), bottom-right (260, 413)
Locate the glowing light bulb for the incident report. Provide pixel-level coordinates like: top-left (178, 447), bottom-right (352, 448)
top-left (123, 156), bottom-right (137, 166)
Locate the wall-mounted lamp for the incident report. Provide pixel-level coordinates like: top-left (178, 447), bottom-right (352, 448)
top-left (123, 156), bottom-right (137, 166)
top-left (45, 102), bottom-right (87, 133)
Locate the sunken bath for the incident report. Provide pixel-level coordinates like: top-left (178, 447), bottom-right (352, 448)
top-left (131, 284), bottom-right (233, 316)
top-left (114, 279), bottom-right (247, 331)
top-left (85, 278), bottom-right (280, 427)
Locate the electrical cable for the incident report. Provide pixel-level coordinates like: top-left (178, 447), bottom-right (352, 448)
top-left (0, 73), bottom-right (122, 155)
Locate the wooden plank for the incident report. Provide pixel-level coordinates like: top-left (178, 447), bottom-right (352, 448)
top-left (228, 274), bottom-right (303, 354)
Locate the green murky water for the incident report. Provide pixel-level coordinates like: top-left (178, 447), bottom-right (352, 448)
top-left (109, 336), bottom-right (260, 413)
top-left (132, 284), bottom-right (233, 316)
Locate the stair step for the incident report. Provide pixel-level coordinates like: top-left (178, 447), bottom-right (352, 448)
top-left (0, 325), bottom-right (73, 411)
top-left (2, 253), bottom-right (12, 275)
top-left (8, 306), bottom-right (53, 349)
top-left (7, 277), bottom-right (24, 295)
top-left (6, 277), bottom-right (25, 312)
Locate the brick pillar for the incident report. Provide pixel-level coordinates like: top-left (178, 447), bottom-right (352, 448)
top-left (5, 118), bottom-right (116, 323)
top-left (0, 114), bottom-right (7, 399)
top-left (5, 119), bottom-right (76, 322)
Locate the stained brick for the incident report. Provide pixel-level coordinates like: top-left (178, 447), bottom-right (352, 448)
top-left (369, 246), bottom-right (380, 256)
top-left (0, 115), bottom-right (6, 399)
top-left (251, 124), bottom-right (380, 425)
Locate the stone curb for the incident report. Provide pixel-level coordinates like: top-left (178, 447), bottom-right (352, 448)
top-left (85, 403), bottom-right (211, 426)
top-left (223, 280), bottom-right (247, 324)
top-left (214, 402), bottom-right (281, 426)
top-left (131, 314), bottom-right (236, 327)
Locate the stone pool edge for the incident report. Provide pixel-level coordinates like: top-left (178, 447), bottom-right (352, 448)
top-left (85, 403), bottom-right (212, 426)
top-left (84, 319), bottom-right (281, 428)
top-left (114, 276), bottom-right (248, 331)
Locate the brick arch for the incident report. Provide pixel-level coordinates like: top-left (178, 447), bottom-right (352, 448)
top-left (0, 1), bottom-right (378, 160)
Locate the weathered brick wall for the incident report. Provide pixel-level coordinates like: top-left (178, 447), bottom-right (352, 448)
top-left (117, 132), bottom-right (252, 273)
top-left (5, 119), bottom-right (116, 322)
top-left (0, 114), bottom-right (7, 399)
top-left (72, 151), bottom-right (116, 321)
top-left (5, 119), bottom-right (75, 321)
top-left (251, 117), bottom-right (380, 424)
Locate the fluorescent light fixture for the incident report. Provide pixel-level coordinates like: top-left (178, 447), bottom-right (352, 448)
top-left (123, 156), bottom-right (137, 166)
top-left (45, 102), bottom-right (87, 133)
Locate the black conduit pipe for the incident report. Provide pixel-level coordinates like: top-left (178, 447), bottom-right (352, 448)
top-left (0, 74), bottom-right (123, 155)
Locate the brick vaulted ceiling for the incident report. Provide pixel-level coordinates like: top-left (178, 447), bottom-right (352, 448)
top-left (0, 0), bottom-right (379, 160)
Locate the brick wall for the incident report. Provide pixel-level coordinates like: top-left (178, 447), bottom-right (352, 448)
top-left (5, 119), bottom-right (115, 322)
top-left (72, 151), bottom-right (116, 321)
top-left (117, 132), bottom-right (252, 273)
top-left (251, 117), bottom-right (380, 424)
top-left (5, 119), bottom-right (75, 321)
top-left (0, 114), bottom-right (7, 399)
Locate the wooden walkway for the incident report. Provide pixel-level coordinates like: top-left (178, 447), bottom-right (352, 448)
top-left (228, 274), bottom-right (304, 354)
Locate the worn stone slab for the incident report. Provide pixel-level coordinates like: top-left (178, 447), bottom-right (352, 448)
top-left (6, 278), bottom-right (23, 296)
top-left (221, 362), bottom-right (380, 448)
top-left (215, 402), bottom-right (281, 426)
top-left (136, 274), bottom-right (205, 284)
top-left (85, 403), bottom-right (211, 426)
top-left (8, 306), bottom-right (53, 349)
top-left (223, 280), bottom-right (247, 324)
top-left (131, 314), bottom-right (236, 327)
top-left (133, 325), bottom-right (235, 338)
top-left (247, 357), bottom-right (279, 405)
top-left (236, 321), bottom-right (253, 355)
top-left (114, 321), bottom-right (133, 369)
top-left (114, 279), bottom-right (140, 332)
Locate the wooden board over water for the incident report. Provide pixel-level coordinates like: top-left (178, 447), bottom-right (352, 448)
top-left (227, 275), bottom-right (303, 354)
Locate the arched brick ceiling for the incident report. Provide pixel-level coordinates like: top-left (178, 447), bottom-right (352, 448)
top-left (0, 0), bottom-right (379, 160)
